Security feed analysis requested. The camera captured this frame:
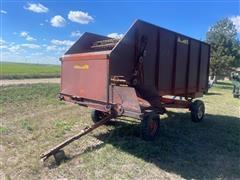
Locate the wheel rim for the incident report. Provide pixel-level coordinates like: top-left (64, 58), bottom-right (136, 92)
top-left (197, 105), bottom-right (204, 119)
top-left (148, 118), bottom-right (157, 135)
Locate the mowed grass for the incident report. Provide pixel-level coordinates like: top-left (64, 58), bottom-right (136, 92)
top-left (0, 81), bottom-right (239, 179)
top-left (0, 62), bottom-right (60, 79)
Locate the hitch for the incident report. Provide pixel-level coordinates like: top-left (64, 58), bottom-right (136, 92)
top-left (40, 115), bottom-right (112, 163)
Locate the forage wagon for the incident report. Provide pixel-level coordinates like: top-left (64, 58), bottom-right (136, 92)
top-left (41, 19), bottom-right (210, 163)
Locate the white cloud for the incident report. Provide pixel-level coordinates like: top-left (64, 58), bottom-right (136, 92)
top-left (1, 39), bottom-right (60, 64)
top-left (20, 31), bottom-right (36, 41)
top-left (24, 3), bottom-right (48, 13)
top-left (46, 45), bottom-right (57, 51)
top-left (107, 33), bottom-right (124, 39)
top-left (20, 31), bottom-right (28, 37)
top-left (46, 39), bottom-right (74, 54)
top-left (8, 43), bottom-right (40, 52)
top-left (0, 45), bottom-right (7, 49)
top-left (0, 38), bottom-right (6, 44)
top-left (51, 39), bottom-right (74, 46)
top-left (0, 39), bottom-right (7, 49)
top-left (68, 11), bottom-right (93, 24)
top-left (50, 15), bottom-right (66, 27)
top-left (71, 31), bottom-right (82, 37)
top-left (21, 43), bottom-right (41, 49)
top-left (1, 39), bottom-right (41, 54)
top-left (26, 36), bottom-right (36, 41)
top-left (0, 10), bottom-right (7, 14)
top-left (31, 52), bottom-right (43, 56)
top-left (230, 16), bottom-right (240, 33)
top-left (46, 45), bottom-right (65, 52)
top-left (8, 45), bottom-right (21, 52)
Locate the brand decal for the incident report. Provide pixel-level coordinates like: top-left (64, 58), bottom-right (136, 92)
top-left (73, 64), bottom-right (89, 70)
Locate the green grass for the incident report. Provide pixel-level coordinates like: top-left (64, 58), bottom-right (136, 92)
top-left (0, 62), bottom-right (60, 79)
top-left (0, 81), bottom-right (239, 179)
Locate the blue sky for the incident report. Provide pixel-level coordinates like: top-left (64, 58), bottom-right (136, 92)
top-left (1, 0), bottom-right (239, 64)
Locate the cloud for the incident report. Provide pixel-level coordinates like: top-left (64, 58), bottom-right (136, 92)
top-left (230, 16), bottom-right (240, 33)
top-left (20, 31), bottom-right (28, 37)
top-left (21, 43), bottom-right (41, 49)
top-left (0, 38), bottom-right (6, 44)
top-left (0, 10), bottom-right (7, 14)
top-left (0, 45), bottom-right (7, 49)
top-left (46, 45), bottom-right (58, 51)
top-left (24, 3), bottom-right (48, 13)
top-left (51, 39), bottom-right (74, 46)
top-left (71, 31), bottom-right (82, 37)
top-left (46, 39), bottom-right (74, 54)
top-left (107, 33), bottom-right (124, 39)
top-left (2, 40), bottom-right (40, 53)
top-left (26, 36), bottom-right (36, 41)
top-left (0, 39), bottom-right (7, 49)
top-left (50, 15), bottom-right (66, 27)
top-left (20, 31), bottom-right (36, 41)
top-left (68, 11), bottom-right (93, 24)
top-left (46, 45), bottom-right (66, 52)
top-left (1, 39), bottom-right (60, 64)
top-left (8, 44), bottom-right (21, 52)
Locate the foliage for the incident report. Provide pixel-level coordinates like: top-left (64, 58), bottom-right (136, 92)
top-left (206, 18), bottom-right (240, 76)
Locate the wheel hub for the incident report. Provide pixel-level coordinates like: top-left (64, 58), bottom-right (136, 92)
top-left (197, 105), bottom-right (204, 119)
top-left (148, 119), bottom-right (157, 135)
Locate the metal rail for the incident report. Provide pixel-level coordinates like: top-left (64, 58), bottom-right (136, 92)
top-left (40, 115), bottom-right (112, 161)
top-left (91, 39), bottom-right (119, 50)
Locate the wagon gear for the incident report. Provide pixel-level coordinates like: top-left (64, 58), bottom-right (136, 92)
top-left (41, 19), bottom-right (210, 163)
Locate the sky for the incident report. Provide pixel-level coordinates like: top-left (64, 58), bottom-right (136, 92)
top-left (0, 0), bottom-right (239, 64)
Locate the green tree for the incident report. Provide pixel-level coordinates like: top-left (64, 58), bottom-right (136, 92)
top-left (206, 18), bottom-right (240, 77)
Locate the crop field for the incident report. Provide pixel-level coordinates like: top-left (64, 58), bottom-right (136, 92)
top-left (0, 81), bottom-right (239, 179)
top-left (0, 62), bottom-right (60, 79)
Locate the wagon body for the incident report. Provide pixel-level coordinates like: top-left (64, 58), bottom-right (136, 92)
top-left (60, 19), bottom-right (210, 118)
top-left (109, 20), bottom-right (210, 98)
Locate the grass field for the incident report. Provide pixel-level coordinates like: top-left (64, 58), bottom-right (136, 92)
top-left (0, 81), bottom-right (239, 179)
top-left (0, 62), bottom-right (60, 79)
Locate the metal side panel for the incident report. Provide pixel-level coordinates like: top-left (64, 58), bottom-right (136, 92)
top-left (109, 86), bottom-right (141, 116)
top-left (61, 55), bottom-right (109, 102)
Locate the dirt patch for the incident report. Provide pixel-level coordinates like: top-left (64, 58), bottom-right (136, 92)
top-left (0, 78), bottom-right (60, 86)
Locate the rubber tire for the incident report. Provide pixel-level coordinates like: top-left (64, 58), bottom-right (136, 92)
top-left (53, 150), bottom-right (66, 165)
top-left (190, 100), bottom-right (205, 122)
top-left (91, 110), bottom-right (108, 123)
top-left (140, 114), bottom-right (160, 141)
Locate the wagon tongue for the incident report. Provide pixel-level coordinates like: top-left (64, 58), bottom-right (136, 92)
top-left (40, 115), bottom-right (112, 162)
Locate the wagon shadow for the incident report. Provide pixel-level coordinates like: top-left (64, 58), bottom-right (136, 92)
top-left (205, 92), bottom-right (222, 95)
top-left (94, 112), bottom-right (240, 179)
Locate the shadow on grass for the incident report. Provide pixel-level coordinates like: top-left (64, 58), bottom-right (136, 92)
top-left (91, 112), bottom-right (240, 179)
top-left (205, 92), bottom-right (222, 96)
top-left (214, 82), bottom-right (233, 90)
top-left (216, 81), bottom-right (232, 86)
